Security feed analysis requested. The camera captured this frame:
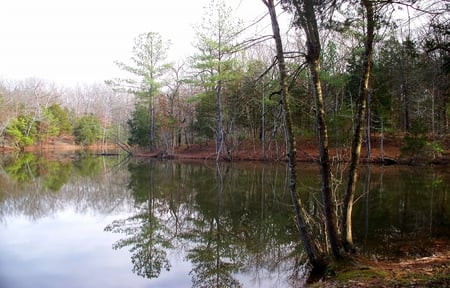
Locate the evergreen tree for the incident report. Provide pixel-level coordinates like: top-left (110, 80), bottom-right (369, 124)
top-left (73, 114), bottom-right (102, 145)
top-left (107, 32), bottom-right (171, 149)
top-left (190, 0), bottom-right (242, 160)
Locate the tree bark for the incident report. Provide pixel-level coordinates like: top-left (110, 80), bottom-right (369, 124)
top-left (341, 0), bottom-right (375, 252)
top-left (215, 6), bottom-right (226, 162)
top-left (262, 0), bottom-right (323, 269)
top-left (293, 0), bottom-right (341, 260)
top-left (216, 80), bottom-right (225, 161)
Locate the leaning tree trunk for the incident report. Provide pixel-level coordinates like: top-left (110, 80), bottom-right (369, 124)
top-left (341, 0), bottom-right (375, 252)
top-left (296, 0), bottom-right (342, 260)
top-left (309, 59), bottom-right (342, 259)
top-left (262, 0), bottom-right (323, 269)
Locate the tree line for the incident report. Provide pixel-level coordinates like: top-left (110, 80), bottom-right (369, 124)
top-left (0, 1), bottom-right (446, 157)
top-left (0, 79), bottom-right (134, 149)
top-left (104, 0), bottom-right (447, 162)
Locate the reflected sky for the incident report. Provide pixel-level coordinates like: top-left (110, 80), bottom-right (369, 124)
top-left (0, 206), bottom-right (293, 288)
top-left (0, 156), bottom-right (306, 288)
top-left (1, 156), bottom-right (447, 288)
top-left (0, 207), bottom-right (192, 288)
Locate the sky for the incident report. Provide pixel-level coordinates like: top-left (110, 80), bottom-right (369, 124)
top-left (0, 0), bottom-right (272, 86)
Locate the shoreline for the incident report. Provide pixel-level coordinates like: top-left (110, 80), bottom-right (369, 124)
top-left (1, 135), bottom-right (449, 166)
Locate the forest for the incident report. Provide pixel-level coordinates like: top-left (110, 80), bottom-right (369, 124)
top-left (0, 0), bottom-right (447, 162)
top-left (0, 0), bottom-right (448, 284)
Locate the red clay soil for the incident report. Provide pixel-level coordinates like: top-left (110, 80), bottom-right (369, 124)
top-left (1, 134), bottom-right (449, 165)
top-left (0, 138), bottom-right (117, 153)
top-left (137, 135), bottom-right (450, 165)
top-left (132, 136), bottom-right (391, 161)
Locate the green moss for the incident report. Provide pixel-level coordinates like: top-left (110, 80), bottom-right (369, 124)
top-left (336, 267), bottom-right (387, 282)
top-left (388, 272), bottom-right (450, 287)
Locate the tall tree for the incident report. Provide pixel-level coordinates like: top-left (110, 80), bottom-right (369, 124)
top-left (164, 62), bottom-right (186, 153)
top-left (422, 16), bottom-right (450, 137)
top-left (191, 0), bottom-right (241, 161)
top-left (285, 0), bottom-right (342, 260)
top-left (107, 32), bottom-right (171, 149)
top-left (341, 0), bottom-right (376, 252)
top-left (262, 0), bottom-right (323, 269)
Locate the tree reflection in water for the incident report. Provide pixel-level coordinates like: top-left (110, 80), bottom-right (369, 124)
top-left (183, 164), bottom-right (242, 287)
top-left (4, 153), bottom-right (72, 191)
top-left (104, 160), bottom-right (302, 287)
top-left (105, 161), bottom-right (172, 279)
top-left (105, 208), bottom-right (172, 278)
top-left (0, 155), bottom-right (448, 286)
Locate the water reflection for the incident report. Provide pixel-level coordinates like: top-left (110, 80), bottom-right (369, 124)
top-left (0, 152), bottom-right (131, 220)
top-left (351, 165), bottom-right (449, 258)
top-left (0, 154), bottom-right (448, 287)
top-left (104, 160), bottom-right (304, 287)
top-left (3, 153), bottom-right (71, 190)
top-left (105, 161), bottom-right (173, 279)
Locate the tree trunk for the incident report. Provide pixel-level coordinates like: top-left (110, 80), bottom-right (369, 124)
top-left (216, 80), bottom-right (225, 161)
top-left (262, 0), bottom-right (323, 269)
top-left (400, 59), bottom-right (410, 132)
top-left (261, 83), bottom-right (266, 160)
top-left (216, 13), bottom-right (225, 162)
top-left (309, 57), bottom-right (341, 260)
top-left (294, 0), bottom-right (341, 260)
top-left (341, 0), bottom-right (374, 252)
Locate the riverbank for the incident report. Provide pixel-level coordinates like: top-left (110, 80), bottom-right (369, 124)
top-left (136, 135), bottom-right (450, 166)
top-left (1, 134), bottom-right (449, 165)
top-left (310, 239), bottom-right (450, 287)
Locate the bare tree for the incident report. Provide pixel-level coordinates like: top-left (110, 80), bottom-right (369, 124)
top-left (285, 0), bottom-right (342, 260)
top-left (262, 0), bottom-right (324, 270)
top-left (341, 0), bottom-right (376, 252)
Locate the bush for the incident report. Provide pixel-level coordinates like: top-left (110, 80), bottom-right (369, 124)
top-left (400, 118), bottom-right (443, 160)
top-left (43, 104), bottom-right (72, 136)
top-left (127, 104), bottom-right (151, 147)
top-left (73, 114), bottom-right (102, 145)
top-left (5, 115), bottom-right (38, 148)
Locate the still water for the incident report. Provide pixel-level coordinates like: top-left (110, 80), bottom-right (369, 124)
top-left (0, 153), bottom-right (448, 288)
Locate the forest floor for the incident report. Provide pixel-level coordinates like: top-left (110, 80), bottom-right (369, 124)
top-left (136, 134), bottom-right (450, 166)
top-left (310, 239), bottom-right (450, 287)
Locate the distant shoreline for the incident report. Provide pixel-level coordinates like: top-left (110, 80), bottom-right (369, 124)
top-left (2, 135), bottom-right (448, 166)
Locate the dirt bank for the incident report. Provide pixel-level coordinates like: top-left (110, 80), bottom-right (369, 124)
top-left (135, 135), bottom-right (450, 165)
top-left (311, 239), bottom-right (450, 287)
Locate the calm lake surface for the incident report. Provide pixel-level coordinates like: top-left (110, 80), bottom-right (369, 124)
top-left (0, 153), bottom-right (449, 288)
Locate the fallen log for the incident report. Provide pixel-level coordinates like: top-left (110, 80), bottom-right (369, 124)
top-left (117, 142), bottom-right (133, 156)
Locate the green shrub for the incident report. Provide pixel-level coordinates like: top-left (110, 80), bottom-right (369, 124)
top-left (5, 115), bottom-right (38, 148)
top-left (73, 114), bottom-right (102, 145)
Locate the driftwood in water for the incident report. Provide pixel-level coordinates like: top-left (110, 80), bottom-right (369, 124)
top-left (95, 152), bottom-right (119, 156)
top-left (117, 142), bottom-right (133, 156)
top-left (372, 156), bottom-right (398, 165)
top-left (154, 150), bottom-right (174, 159)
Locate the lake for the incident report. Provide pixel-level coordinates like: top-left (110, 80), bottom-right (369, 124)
top-left (0, 153), bottom-right (448, 288)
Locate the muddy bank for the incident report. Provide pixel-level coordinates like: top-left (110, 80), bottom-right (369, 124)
top-left (2, 135), bottom-right (449, 165)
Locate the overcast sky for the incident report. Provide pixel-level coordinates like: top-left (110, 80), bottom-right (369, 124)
top-left (0, 0), bottom-right (272, 86)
